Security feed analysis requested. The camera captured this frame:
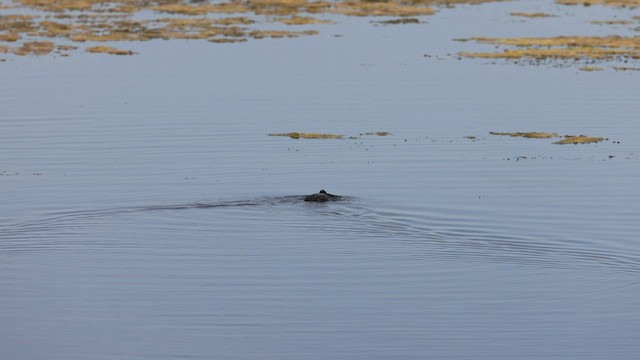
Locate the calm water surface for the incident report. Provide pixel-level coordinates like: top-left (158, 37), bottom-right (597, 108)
top-left (2, 1), bottom-right (640, 359)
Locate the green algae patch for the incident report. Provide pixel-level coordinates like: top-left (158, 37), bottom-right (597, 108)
top-left (554, 135), bottom-right (605, 144)
top-left (86, 45), bottom-right (135, 55)
top-left (268, 132), bottom-right (344, 139)
top-left (510, 12), bottom-right (554, 18)
top-left (490, 132), bottom-right (561, 139)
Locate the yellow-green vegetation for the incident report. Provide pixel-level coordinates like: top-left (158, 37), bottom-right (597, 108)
top-left (554, 135), bottom-right (605, 144)
top-left (268, 132), bottom-right (344, 139)
top-left (556, 0), bottom-right (640, 7)
top-left (490, 132), bottom-right (561, 139)
top-left (214, 17), bottom-right (256, 26)
top-left (249, 29), bottom-right (318, 38)
top-left (510, 12), bottom-right (554, 18)
top-left (580, 66), bottom-right (604, 71)
top-left (331, 1), bottom-right (435, 17)
top-left (459, 36), bottom-right (640, 62)
top-left (12, 41), bottom-right (55, 55)
top-left (274, 16), bottom-right (334, 25)
top-left (0, 33), bottom-right (21, 42)
top-left (2, 0), bottom-right (635, 62)
top-left (86, 45), bottom-right (135, 55)
top-left (4, 0), bottom-right (484, 58)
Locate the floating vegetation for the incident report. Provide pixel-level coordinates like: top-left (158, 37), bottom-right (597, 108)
top-left (372, 17), bottom-right (421, 24)
top-left (591, 19), bottom-right (633, 25)
top-left (556, 0), bottom-right (640, 7)
top-left (0, 0), bottom-right (458, 58)
top-left (86, 45), bottom-right (135, 55)
top-left (0, 33), bottom-right (21, 42)
top-left (490, 132), bottom-right (561, 139)
top-left (268, 131), bottom-right (391, 139)
top-left (274, 16), bottom-right (334, 25)
top-left (209, 37), bottom-right (248, 43)
top-left (614, 66), bottom-right (640, 70)
top-left (554, 135), bottom-right (605, 144)
top-left (249, 29), bottom-right (318, 39)
top-left (510, 12), bottom-right (554, 18)
top-left (363, 131), bottom-right (392, 136)
top-left (268, 132), bottom-right (344, 139)
top-left (459, 36), bottom-right (640, 65)
top-left (12, 41), bottom-right (55, 55)
top-left (1, 0), bottom-right (636, 63)
top-left (331, 1), bottom-right (435, 17)
top-left (580, 66), bottom-right (604, 71)
top-left (214, 17), bottom-right (256, 26)
top-left (490, 131), bottom-right (605, 145)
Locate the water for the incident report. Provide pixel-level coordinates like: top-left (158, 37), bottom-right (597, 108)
top-left (2, 1), bottom-right (640, 359)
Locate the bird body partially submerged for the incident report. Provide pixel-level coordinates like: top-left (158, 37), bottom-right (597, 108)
top-left (304, 190), bottom-right (341, 202)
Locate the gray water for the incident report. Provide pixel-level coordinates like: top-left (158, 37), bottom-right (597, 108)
top-left (2, 1), bottom-right (640, 359)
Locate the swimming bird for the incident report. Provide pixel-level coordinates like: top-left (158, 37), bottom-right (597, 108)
top-left (304, 190), bottom-right (341, 202)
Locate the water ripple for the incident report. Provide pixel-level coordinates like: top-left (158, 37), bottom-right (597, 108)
top-left (1, 195), bottom-right (639, 276)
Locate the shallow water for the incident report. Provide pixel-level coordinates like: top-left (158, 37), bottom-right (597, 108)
top-left (2, 0), bottom-right (640, 359)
